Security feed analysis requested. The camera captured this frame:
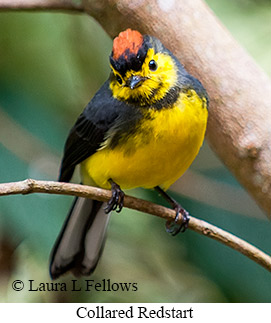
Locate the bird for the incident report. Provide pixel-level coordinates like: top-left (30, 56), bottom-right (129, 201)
top-left (50, 28), bottom-right (208, 279)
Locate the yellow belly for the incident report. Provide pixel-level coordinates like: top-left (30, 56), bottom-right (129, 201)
top-left (81, 91), bottom-right (208, 190)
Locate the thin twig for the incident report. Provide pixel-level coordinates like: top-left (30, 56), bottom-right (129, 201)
top-left (0, 179), bottom-right (271, 272)
top-left (0, 0), bottom-right (84, 12)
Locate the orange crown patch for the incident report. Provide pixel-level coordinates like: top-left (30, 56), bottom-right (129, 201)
top-left (112, 29), bottom-right (143, 60)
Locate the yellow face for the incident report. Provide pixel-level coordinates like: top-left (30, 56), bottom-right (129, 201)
top-left (110, 48), bottom-right (178, 105)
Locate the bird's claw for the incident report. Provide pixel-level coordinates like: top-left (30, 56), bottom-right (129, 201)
top-left (104, 181), bottom-right (124, 214)
top-left (165, 204), bottom-right (190, 236)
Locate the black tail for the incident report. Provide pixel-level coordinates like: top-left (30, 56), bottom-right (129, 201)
top-left (50, 197), bottom-right (110, 279)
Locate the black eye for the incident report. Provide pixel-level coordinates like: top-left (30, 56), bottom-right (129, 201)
top-left (149, 59), bottom-right (158, 71)
top-left (116, 75), bottom-right (122, 84)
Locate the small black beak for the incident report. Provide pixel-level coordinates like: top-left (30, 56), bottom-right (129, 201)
top-left (126, 75), bottom-right (145, 90)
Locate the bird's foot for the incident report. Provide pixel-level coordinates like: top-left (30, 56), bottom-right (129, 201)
top-left (104, 180), bottom-right (124, 214)
top-left (165, 203), bottom-right (190, 236)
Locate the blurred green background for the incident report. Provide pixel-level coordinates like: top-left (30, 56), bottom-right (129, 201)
top-left (0, 0), bottom-right (271, 302)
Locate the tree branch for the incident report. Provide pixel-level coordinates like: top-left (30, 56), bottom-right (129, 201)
top-left (0, 0), bottom-right (84, 11)
top-left (1, 179), bottom-right (271, 272)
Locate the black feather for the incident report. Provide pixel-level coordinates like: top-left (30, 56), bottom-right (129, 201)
top-left (59, 81), bottom-right (119, 182)
top-left (58, 81), bottom-right (144, 182)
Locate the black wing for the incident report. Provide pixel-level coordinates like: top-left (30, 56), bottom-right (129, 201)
top-left (59, 81), bottom-right (120, 182)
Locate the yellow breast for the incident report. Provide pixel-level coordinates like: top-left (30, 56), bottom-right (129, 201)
top-left (81, 90), bottom-right (208, 190)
